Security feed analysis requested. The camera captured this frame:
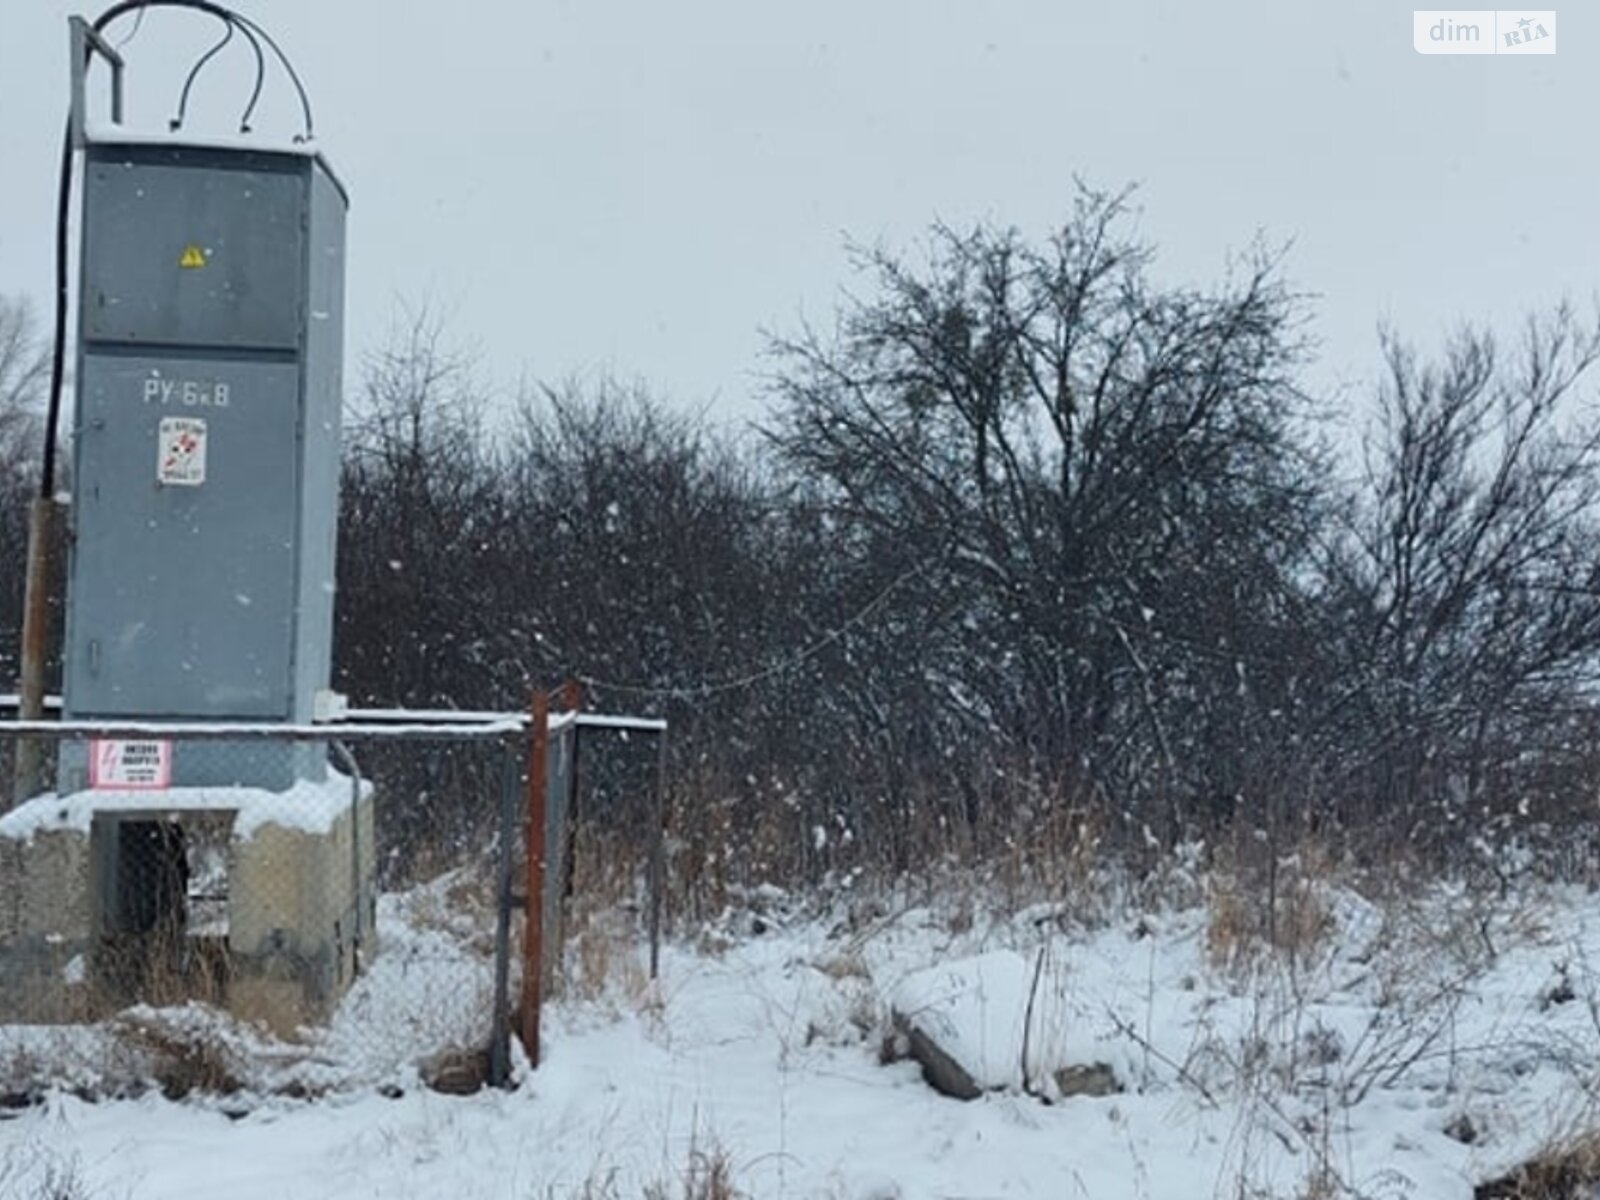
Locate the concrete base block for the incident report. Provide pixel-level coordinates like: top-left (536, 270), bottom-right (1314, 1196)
top-left (0, 935), bottom-right (94, 1024)
top-left (0, 783), bottom-right (378, 1032)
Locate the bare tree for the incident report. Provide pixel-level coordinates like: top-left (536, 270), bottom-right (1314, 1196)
top-left (336, 305), bottom-right (500, 710)
top-left (0, 295), bottom-right (48, 484)
top-left (1334, 307), bottom-right (1600, 853)
top-left (0, 295), bottom-right (49, 689)
top-left (765, 184), bottom-right (1326, 845)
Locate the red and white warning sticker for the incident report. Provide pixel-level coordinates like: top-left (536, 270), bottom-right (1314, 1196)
top-left (89, 739), bottom-right (173, 790)
top-left (158, 416), bottom-right (207, 486)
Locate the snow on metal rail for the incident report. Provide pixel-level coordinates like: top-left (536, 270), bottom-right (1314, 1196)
top-left (0, 699), bottom-right (667, 737)
top-left (0, 718), bottom-right (526, 741)
top-left (343, 707), bottom-right (667, 732)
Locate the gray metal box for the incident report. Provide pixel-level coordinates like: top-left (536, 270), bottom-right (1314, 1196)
top-left (64, 140), bottom-right (347, 745)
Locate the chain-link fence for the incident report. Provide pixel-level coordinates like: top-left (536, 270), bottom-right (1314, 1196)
top-left (0, 717), bottom-right (528, 1093)
top-left (517, 704), bottom-right (668, 1058)
top-left (0, 702), bottom-right (667, 1098)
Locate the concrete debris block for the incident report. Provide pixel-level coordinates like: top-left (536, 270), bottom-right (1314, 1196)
top-left (420, 1047), bottom-right (490, 1096)
top-left (889, 950), bottom-right (1124, 1102)
top-left (890, 950), bottom-right (1031, 1099)
top-left (1054, 1062), bottom-right (1121, 1098)
top-left (893, 1009), bottom-right (982, 1100)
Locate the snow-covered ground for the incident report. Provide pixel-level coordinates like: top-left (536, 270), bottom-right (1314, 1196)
top-left (6, 863), bottom-right (1600, 1199)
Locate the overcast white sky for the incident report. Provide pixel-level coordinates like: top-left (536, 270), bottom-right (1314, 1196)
top-left (0, 1), bottom-right (1593, 426)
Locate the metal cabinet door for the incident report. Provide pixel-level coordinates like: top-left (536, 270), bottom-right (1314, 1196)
top-left (81, 151), bottom-right (306, 351)
top-left (66, 354), bottom-right (300, 718)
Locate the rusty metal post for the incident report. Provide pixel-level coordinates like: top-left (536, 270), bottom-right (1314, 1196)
top-left (13, 496), bottom-right (61, 806)
top-left (520, 689), bottom-right (549, 1067)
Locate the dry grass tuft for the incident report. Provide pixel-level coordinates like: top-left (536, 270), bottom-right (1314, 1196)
top-left (643, 1143), bottom-right (744, 1200)
top-left (563, 1166), bottom-right (623, 1200)
top-left (1204, 848), bottom-right (1335, 974)
top-left (812, 951), bottom-right (870, 983)
top-left (984, 793), bottom-right (1110, 919)
top-left (1475, 1129), bottom-right (1600, 1199)
top-left (403, 865), bottom-right (499, 957)
top-left (1, 1024), bottom-right (154, 1105)
top-left (0, 1039), bottom-right (50, 1107)
top-left (557, 825), bottom-right (652, 1007)
top-left (1295, 1166), bottom-right (1341, 1200)
top-left (564, 907), bottom-right (649, 1006)
top-left (110, 1007), bottom-right (244, 1099)
top-left (540, 1138), bottom-right (744, 1200)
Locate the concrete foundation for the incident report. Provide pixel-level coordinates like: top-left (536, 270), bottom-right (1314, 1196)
top-left (228, 788), bottom-right (378, 1035)
top-left (0, 782), bottom-right (377, 1036)
top-left (0, 829), bottom-right (96, 1023)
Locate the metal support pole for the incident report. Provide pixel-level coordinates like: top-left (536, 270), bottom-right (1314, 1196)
top-left (69, 16), bottom-right (126, 148)
top-left (489, 738), bottom-right (518, 1086)
top-left (520, 690), bottom-right (549, 1067)
top-left (329, 740), bottom-right (365, 976)
top-left (559, 679), bottom-right (583, 913)
top-left (650, 728), bottom-right (667, 980)
top-left (13, 497), bottom-right (61, 806)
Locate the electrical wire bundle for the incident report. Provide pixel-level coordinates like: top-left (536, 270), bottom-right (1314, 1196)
top-left (99, 0), bottom-right (314, 140)
top-left (42, 0), bottom-right (316, 499)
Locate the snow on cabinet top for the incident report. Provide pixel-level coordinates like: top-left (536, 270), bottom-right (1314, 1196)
top-left (82, 121), bottom-right (348, 201)
top-left (0, 770), bottom-right (369, 843)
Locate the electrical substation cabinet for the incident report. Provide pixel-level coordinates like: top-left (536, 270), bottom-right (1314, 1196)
top-left (63, 137), bottom-right (347, 728)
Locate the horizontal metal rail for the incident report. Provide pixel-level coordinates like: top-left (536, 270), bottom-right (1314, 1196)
top-left (0, 719), bottom-right (525, 742)
top-left (0, 698), bottom-right (668, 735)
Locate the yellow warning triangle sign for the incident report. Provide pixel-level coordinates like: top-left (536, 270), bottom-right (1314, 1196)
top-left (179, 244), bottom-right (208, 269)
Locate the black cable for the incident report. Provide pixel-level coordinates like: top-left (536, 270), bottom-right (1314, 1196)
top-left (41, 123), bottom-right (72, 499)
top-left (111, 5), bottom-right (146, 49)
top-left (93, 1), bottom-right (235, 40)
top-left (227, 13), bottom-right (314, 140)
top-left (229, 18), bottom-right (266, 133)
top-left (93, 0), bottom-right (308, 139)
top-left (169, 17), bottom-right (233, 131)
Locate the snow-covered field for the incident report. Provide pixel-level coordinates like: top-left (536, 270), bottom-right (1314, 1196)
top-left (6, 863), bottom-right (1600, 1199)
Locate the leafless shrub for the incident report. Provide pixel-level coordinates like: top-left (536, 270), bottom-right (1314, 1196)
top-left (1476, 1127), bottom-right (1600, 1199)
top-left (108, 1006), bottom-right (251, 1099)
